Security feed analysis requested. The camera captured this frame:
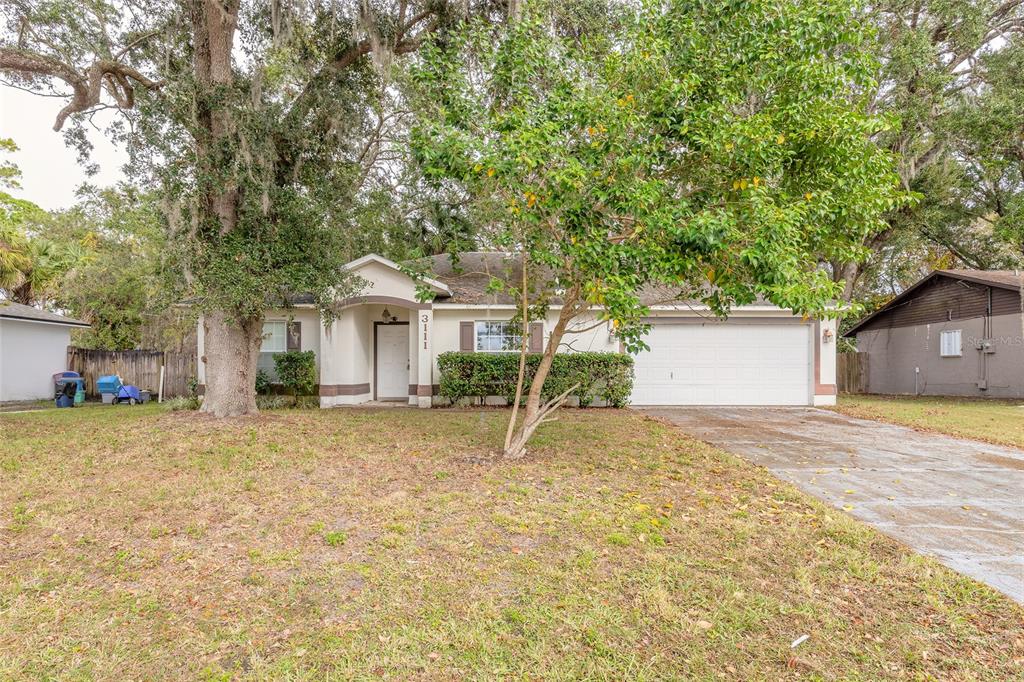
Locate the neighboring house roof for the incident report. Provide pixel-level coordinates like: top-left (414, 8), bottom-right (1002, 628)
top-left (844, 269), bottom-right (1024, 337)
top-left (934, 269), bottom-right (1024, 291)
top-left (0, 300), bottom-right (90, 328)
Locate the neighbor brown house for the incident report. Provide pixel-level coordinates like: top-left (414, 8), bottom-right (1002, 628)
top-left (845, 270), bottom-right (1024, 398)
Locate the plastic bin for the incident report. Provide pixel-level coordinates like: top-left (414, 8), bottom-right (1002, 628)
top-left (53, 371), bottom-right (81, 398)
top-left (54, 378), bottom-right (82, 408)
top-left (97, 375), bottom-right (122, 396)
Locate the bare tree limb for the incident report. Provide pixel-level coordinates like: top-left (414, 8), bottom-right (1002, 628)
top-left (0, 47), bottom-right (162, 131)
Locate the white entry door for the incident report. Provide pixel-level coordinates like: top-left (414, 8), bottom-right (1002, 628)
top-left (631, 322), bottom-right (811, 406)
top-left (376, 324), bottom-right (409, 400)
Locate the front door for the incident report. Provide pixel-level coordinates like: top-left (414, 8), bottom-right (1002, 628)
top-left (375, 324), bottom-right (409, 400)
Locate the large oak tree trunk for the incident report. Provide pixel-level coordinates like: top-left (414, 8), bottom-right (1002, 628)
top-left (201, 310), bottom-right (262, 417)
top-left (192, 0), bottom-right (256, 417)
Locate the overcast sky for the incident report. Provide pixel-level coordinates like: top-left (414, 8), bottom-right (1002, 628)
top-left (1, 85), bottom-right (129, 211)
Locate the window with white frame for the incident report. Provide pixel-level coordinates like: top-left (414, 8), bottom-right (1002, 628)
top-left (475, 321), bottom-right (521, 352)
top-left (940, 329), bottom-right (962, 357)
top-left (261, 320), bottom-right (287, 353)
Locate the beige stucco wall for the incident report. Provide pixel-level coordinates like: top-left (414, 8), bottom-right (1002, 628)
top-left (856, 313), bottom-right (1024, 398)
top-left (350, 260), bottom-right (422, 301)
top-left (319, 303), bottom-right (418, 406)
top-left (0, 319), bottom-right (72, 401)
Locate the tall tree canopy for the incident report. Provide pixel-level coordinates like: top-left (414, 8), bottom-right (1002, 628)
top-left (414, 0), bottom-right (904, 456)
top-left (0, 0), bottom-right (501, 416)
top-left (836, 0), bottom-right (1024, 301)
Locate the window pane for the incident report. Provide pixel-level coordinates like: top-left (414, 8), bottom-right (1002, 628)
top-left (940, 330), bottom-right (962, 357)
top-left (261, 321), bottom-right (286, 353)
top-left (501, 332), bottom-right (518, 351)
top-left (474, 320), bottom-right (522, 353)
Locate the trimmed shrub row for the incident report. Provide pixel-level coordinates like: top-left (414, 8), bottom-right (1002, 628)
top-left (437, 351), bottom-right (633, 408)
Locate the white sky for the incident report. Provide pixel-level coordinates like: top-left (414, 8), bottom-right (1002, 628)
top-left (1, 85), bottom-right (129, 211)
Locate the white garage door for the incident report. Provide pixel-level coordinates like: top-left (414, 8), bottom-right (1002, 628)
top-left (631, 322), bottom-right (811, 406)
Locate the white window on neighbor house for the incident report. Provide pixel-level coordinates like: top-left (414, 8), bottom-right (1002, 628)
top-left (940, 329), bottom-right (962, 357)
top-left (476, 321), bottom-right (521, 352)
top-left (261, 320), bottom-right (287, 353)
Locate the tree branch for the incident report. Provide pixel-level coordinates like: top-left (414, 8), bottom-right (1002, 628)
top-left (0, 47), bottom-right (162, 131)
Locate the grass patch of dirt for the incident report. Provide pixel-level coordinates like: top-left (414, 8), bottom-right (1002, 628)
top-left (1, 404), bottom-right (1022, 680)
top-left (834, 394), bottom-right (1024, 449)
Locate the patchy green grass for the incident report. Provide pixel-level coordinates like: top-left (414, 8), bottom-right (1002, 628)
top-left (835, 394), bottom-right (1024, 449)
top-left (1, 404), bottom-right (1022, 680)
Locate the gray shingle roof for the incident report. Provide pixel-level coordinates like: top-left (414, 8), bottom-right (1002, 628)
top-left (936, 269), bottom-right (1024, 291)
top-left (419, 252), bottom-right (744, 307)
top-left (0, 300), bottom-right (90, 327)
top-left (421, 252), bottom-right (531, 305)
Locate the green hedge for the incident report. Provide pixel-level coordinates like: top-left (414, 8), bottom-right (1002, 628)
top-left (437, 351), bottom-right (633, 408)
top-left (273, 350), bottom-right (317, 396)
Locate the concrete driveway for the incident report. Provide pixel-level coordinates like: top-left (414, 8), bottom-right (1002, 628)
top-left (639, 407), bottom-right (1024, 603)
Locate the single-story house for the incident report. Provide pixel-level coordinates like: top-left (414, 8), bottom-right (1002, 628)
top-left (196, 252), bottom-right (838, 408)
top-left (0, 300), bottom-right (90, 401)
top-left (845, 269), bottom-right (1024, 398)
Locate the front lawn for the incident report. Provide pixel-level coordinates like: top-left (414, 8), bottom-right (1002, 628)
top-left (834, 394), bottom-right (1024, 449)
top-left (1, 405), bottom-right (1021, 680)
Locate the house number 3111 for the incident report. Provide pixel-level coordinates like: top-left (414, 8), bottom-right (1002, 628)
top-left (421, 314), bottom-right (429, 349)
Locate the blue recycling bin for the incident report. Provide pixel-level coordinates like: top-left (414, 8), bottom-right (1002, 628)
top-left (97, 375), bottom-right (122, 395)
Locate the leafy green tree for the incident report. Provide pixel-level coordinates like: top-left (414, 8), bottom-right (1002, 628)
top-left (951, 43), bottom-right (1024, 259)
top-left (414, 0), bottom-right (903, 457)
top-left (0, 0), bottom-right (498, 417)
top-left (834, 0), bottom-right (1024, 300)
top-left (0, 139), bottom-right (36, 292)
top-left (45, 186), bottom-right (177, 350)
top-left (0, 141), bottom-right (78, 306)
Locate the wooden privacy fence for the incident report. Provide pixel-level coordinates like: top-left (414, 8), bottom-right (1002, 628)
top-left (836, 352), bottom-right (868, 394)
top-left (66, 347), bottom-right (198, 399)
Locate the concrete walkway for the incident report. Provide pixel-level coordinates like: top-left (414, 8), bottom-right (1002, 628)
top-left (639, 407), bottom-right (1024, 603)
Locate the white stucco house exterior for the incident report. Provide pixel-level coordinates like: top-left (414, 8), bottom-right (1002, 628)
top-left (0, 300), bottom-right (89, 402)
top-left (196, 252), bottom-right (838, 408)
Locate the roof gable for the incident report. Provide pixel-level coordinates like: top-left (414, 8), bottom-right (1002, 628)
top-left (345, 254), bottom-right (451, 298)
top-left (845, 270), bottom-right (1023, 337)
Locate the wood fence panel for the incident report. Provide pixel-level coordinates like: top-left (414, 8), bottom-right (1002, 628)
top-left (66, 347), bottom-right (198, 398)
top-left (836, 352), bottom-right (868, 394)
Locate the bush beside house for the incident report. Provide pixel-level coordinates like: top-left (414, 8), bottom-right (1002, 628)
top-left (273, 350), bottom-right (318, 397)
top-left (438, 352), bottom-right (633, 408)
